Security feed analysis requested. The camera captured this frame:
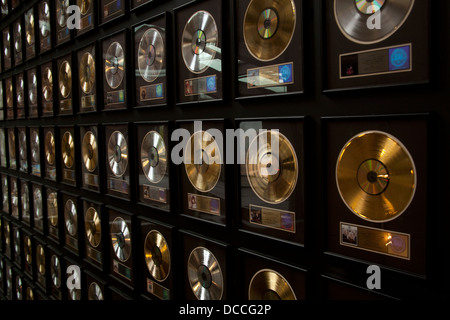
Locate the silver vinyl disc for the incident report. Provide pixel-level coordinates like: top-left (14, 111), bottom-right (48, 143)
top-left (21, 183), bottom-right (29, 213)
top-left (31, 129), bottom-right (40, 163)
top-left (187, 247), bottom-right (223, 300)
top-left (108, 131), bottom-right (128, 177)
top-left (182, 10), bottom-right (218, 74)
top-left (29, 72), bottom-right (38, 105)
top-left (19, 130), bottom-right (27, 161)
top-left (14, 229), bottom-right (21, 257)
top-left (39, 1), bottom-right (51, 38)
top-left (334, 0), bottom-right (414, 44)
top-left (85, 207), bottom-right (101, 248)
top-left (51, 255), bottom-right (61, 288)
top-left (56, 0), bottom-right (70, 27)
top-left (4, 30), bottom-right (10, 59)
top-left (17, 76), bottom-right (24, 106)
top-left (64, 199), bottom-right (78, 236)
top-left (42, 67), bottom-right (53, 102)
top-left (141, 131), bottom-right (167, 184)
top-left (138, 28), bottom-right (164, 83)
top-left (11, 179), bottom-right (18, 209)
top-left (110, 217), bottom-right (131, 262)
top-left (14, 21), bottom-right (22, 54)
top-left (105, 41), bottom-right (125, 89)
top-left (33, 187), bottom-right (43, 221)
top-left (16, 276), bottom-right (23, 300)
top-left (88, 282), bottom-right (104, 300)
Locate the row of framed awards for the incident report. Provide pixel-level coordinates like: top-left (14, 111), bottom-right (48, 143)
top-left (0, 113), bottom-right (430, 283)
top-left (0, 0), bottom-right (430, 111)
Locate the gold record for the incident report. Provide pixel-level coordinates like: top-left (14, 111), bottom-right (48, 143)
top-left (184, 131), bottom-right (221, 192)
top-left (42, 67), bottom-right (53, 102)
top-left (25, 9), bottom-right (35, 46)
top-left (249, 269), bottom-right (296, 300)
top-left (79, 52), bottom-right (96, 94)
top-left (36, 244), bottom-right (46, 275)
top-left (24, 236), bottom-right (32, 265)
top-left (82, 131), bottom-right (98, 172)
top-left (336, 131), bottom-right (416, 222)
top-left (243, 0), bottom-right (296, 62)
top-left (6, 79), bottom-right (13, 108)
top-left (144, 230), bottom-right (171, 282)
top-left (78, 0), bottom-right (91, 15)
top-left (61, 131), bottom-right (75, 169)
top-left (44, 131), bottom-right (55, 165)
top-left (59, 60), bottom-right (72, 98)
top-left (47, 192), bottom-right (58, 227)
top-left (85, 207), bottom-right (101, 248)
top-left (246, 131), bottom-right (298, 204)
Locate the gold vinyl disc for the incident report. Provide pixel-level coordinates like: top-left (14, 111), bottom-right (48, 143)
top-left (42, 67), bottom-right (53, 102)
top-left (64, 199), bottom-right (77, 236)
top-left (184, 131), bottom-right (221, 192)
top-left (59, 60), bottom-right (72, 98)
top-left (79, 52), bottom-right (96, 94)
top-left (107, 131), bottom-right (128, 177)
top-left (25, 10), bottom-right (35, 46)
top-left (334, 0), bottom-right (414, 44)
top-left (246, 131), bottom-right (298, 204)
top-left (144, 230), bottom-right (171, 282)
top-left (36, 244), bottom-right (45, 275)
top-left (181, 10), bottom-right (218, 74)
top-left (47, 191), bottom-right (58, 227)
top-left (27, 287), bottom-right (35, 300)
top-left (78, 0), bottom-right (91, 15)
top-left (6, 79), bottom-right (13, 108)
top-left (187, 247), bottom-right (223, 300)
top-left (62, 131), bottom-right (75, 169)
top-left (24, 236), bottom-right (32, 265)
top-left (243, 0), bottom-right (296, 62)
top-left (51, 255), bottom-right (61, 288)
top-left (110, 217), bottom-right (131, 262)
top-left (82, 131), bottom-right (98, 172)
top-left (249, 269), bottom-right (296, 300)
top-left (56, 0), bottom-right (70, 27)
top-left (105, 41), bottom-right (125, 89)
top-left (45, 131), bottom-right (55, 165)
top-left (141, 131), bottom-right (167, 184)
top-left (336, 131), bottom-right (416, 222)
top-left (85, 207), bottom-right (101, 248)
top-left (88, 282), bottom-right (104, 300)
top-left (8, 130), bottom-right (15, 158)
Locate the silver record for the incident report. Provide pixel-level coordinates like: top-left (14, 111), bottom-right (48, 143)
top-left (108, 131), bottom-right (128, 177)
top-left (88, 282), bottom-right (104, 300)
top-left (14, 229), bottom-right (21, 256)
top-left (17, 77), bottom-right (24, 106)
top-left (51, 255), bottom-right (61, 288)
top-left (141, 131), bottom-right (167, 184)
top-left (334, 0), bottom-right (414, 44)
top-left (4, 30), bottom-right (10, 59)
top-left (8, 129), bottom-right (16, 158)
top-left (182, 10), bottom-right (218, 74)
top-left (187, 247), bottom-right (223, 300)
top-left (19, 130), bottom-right (27, 161)
top-left (14, 21), bottom-right (22, 54)
top-left (31, 129), bottom-right (40, 163)
top-left (110, 217), bottom-right (131, 262)
top-left (64, 199), bottom-right (78, 236)
top-left (56, 0), bottom-right (70, 27)
top-left (138, 28), bottom-right (164, 83)
top-left (16, 276), bottom-right (23, 300)
top-left (29, 72), bottom-right (38, 105)
top-left (33, 187), bottom-right (43, 221)
top-left (21, 183), bottom-right (29, 214)
top-left (25, 9), bottom-right (35, 46)
top-left (11, 179), bottom-right (18, 209)
top-left (39, 1), bottom-right (51, 38)
top-left (105, 42), bottom-right (125, 89)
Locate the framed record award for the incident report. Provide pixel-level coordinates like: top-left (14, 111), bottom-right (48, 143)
top-left (43, 127), bottom-right (57, 181)
top-left (83, 199), bottom-right (106, 271)
top-left (76, 0), bottom-right (96, 36)
top-left (59, 126), bottom-right (78, 186)
top-left (24, 7), bottom-right (37, 61)
top-left (46, 187), bottom-right (60, 244)
top-left (30, 127), bottom-right (42, 177)
top-left (80, 125), bottom-right (101, 193)
top-left (20, 180), bottom-right (31, 225)
top-left (105, 123), bottom-right (131, 200)
top-left (32, 183), bottom-right (44, 233)
top-left (0, 129), bottom-right (7, 167)
top-left (136, 122), bottom-right (171, 212)
top-left (38, 0), bottom-right (52, 53)
top-left (10, 176), bottom-right (19, 219)
top-left (41, 61), bottom-right (55, 118)
top-left (18, 127), bottom-right (28, 173)
top-left (5, 77), bottom-right (14, 120)
top-left (1, 175), bottom-right (9, 214)
top-left (55, 0), bottom-right (71, 46)
top-left (27, 68), bottom-right (39, 119)
top-left (3, 27), bottom-right (12, 71)
top-left (238, 118), bottom-right (305, 245)
top-left (7, 127), bottom-right (16, 170)
top-left (62, 192), bottom-right (81, 254)
top-left (324, 114), bottom-right (429, 275)
top-left (13, 17), bottom-right (23, 67)
top-left (174, 0), bottom-right (224, 104)
top-left (77, 44), bottom-right (98, 113)
top-left (235, 0), bottom-right (304, 99)
top-left (0, 82), bottom-right (4, 121)
top-left (57, 54), bottom-right (74, 116)
top-left (179, 120), bottom-right (227, 226)
top-left (101, 30), bottom-right (129, 111)
top-left (15, 73), bottom-right (26, 119)
top-left (324, 0), bottom-right (430, 91)
top-left (133, 13), bottom-right (169, 108)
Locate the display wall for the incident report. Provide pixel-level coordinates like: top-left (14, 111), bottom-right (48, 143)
top-left (0, 0), bottom-right (448, 301)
